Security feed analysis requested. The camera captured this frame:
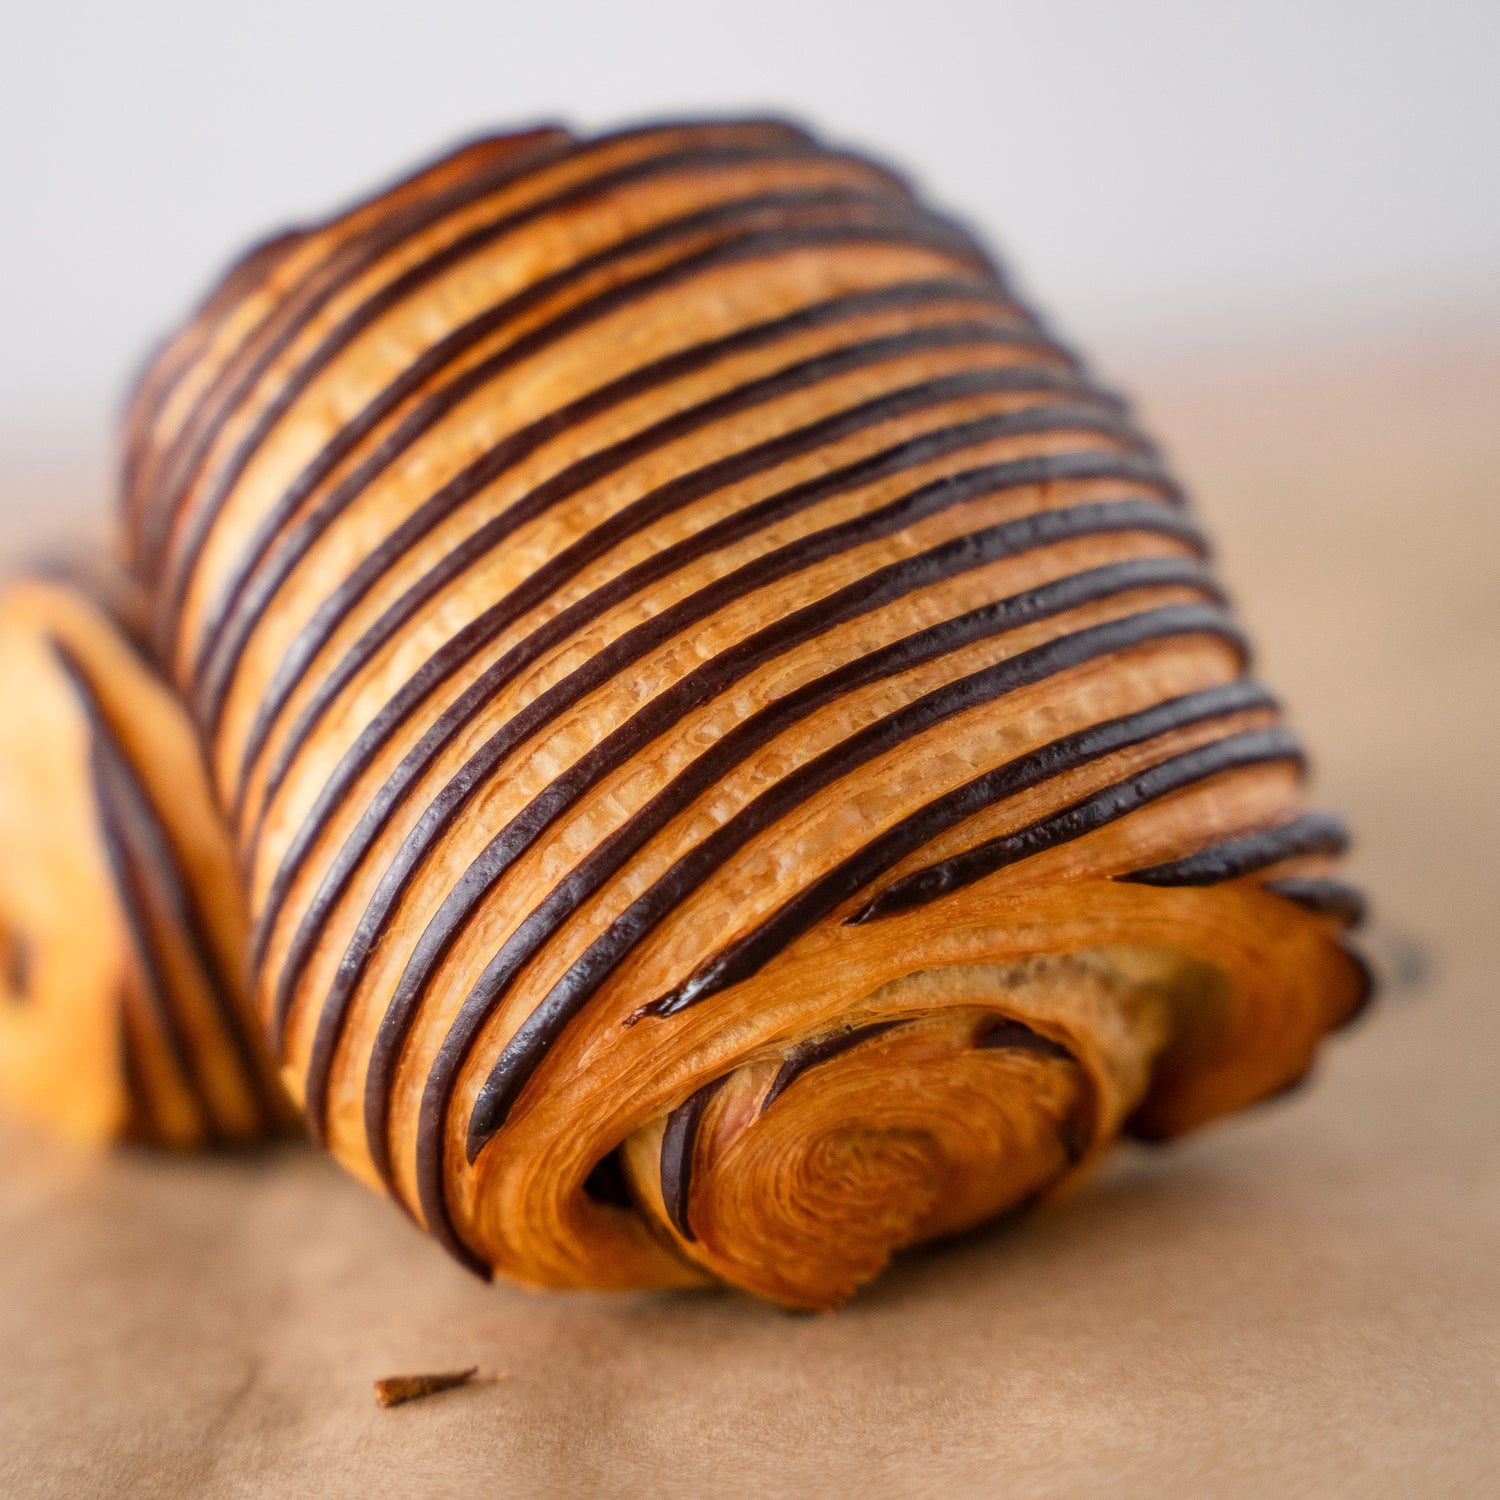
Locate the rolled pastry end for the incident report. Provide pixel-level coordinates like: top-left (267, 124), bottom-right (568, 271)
top-left (620, 957), bottom-right (1174, 1309)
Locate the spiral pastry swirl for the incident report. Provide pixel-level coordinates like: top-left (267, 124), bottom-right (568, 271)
top-left (76, 117), bottom-right (1368, 1306)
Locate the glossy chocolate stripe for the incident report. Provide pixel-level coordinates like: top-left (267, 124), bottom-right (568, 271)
top-left (354, 531), bottom-right (1208, 1174)
top-left (137, 127), bottom-right (818, 582)
top-left (658, 1075), bottom-right (730, 1240)
top-left (4, 929), bottom-right (30, 998)
top-left (646, 675), bottom-right (1272, 1021)
top-left (176, 186), bottom-right (955, 680)
top-left (233, 301), bottom-right (1066, 819)
top-left (116, 1000), bottom-right (161, 1141)
top-left (455, 606), bottom-right (1248, 1206)
top-left (1119, 811), bottom-right (1348, 886)
top-left (974, 1017), bottom-right (1075, 1059)
top-left (294, 455), bottom-right (1165, 1157)
top-left (1263, 877), bottom-right (1367, 925)
top-left (354, 543), bottom-right (1214, 1177)
top-left (760, 1022), bottom-right (903, 1112)
top-left (850, 726), bottom-right (1304, 925)
top-left (256, 416), bottom-right (1162, 1027)
top-left (51, 643), bottom-right (277, 1132)
top-left (977, 1016), bottom-right (1089, 1164)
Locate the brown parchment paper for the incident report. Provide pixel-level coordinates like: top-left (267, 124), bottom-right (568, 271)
top-left (1, 334), bottom-right (1496, 1499)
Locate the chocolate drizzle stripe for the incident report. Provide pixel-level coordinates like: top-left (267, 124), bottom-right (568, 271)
top-left (658, 1075), bottom-right (730, 1240)
top-left (848, 725), bottom-right (1304, 925)
top-left (446, 606), bottom-right (1250, 1245)
top-left (116, 998), bottom-right (161, 1142)
top-left (260, 428), bottom-right (1167, 1054)
top-left (3, 929), bottom-right (30, 1000)
top-left (50, 642), bottom-right (276, 1133)
top-left (137, 127), bottom-right (835, 589)
top-left (760, 1021), bottom-right (903, 1112)
top-left (1118, 812), bottom-right (1348, 886)
top-left (353, 536), bottom-right (1213, 1182)
top-left (231, 299), bottom-right (1072, 823)
top-left (174, 189), bottom-right (980, 687)
top-left (974, 1017), bottom-right (1076, 1060)
top-left (1261, 877), bottom-right (1367, 925)
top-left (646, 674), bottom-right (1273, 1022)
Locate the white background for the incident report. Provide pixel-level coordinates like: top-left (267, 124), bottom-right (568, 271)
top-left (1, 0), bottom-right (1496, 475)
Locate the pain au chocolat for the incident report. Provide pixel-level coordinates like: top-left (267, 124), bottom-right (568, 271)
top-left (40, 115), bottom-right (1365, 1307)
top-left (0, 560), bottom-right (295, 1147)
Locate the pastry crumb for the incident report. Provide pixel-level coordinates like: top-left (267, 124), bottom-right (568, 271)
top-left (373, 1366), bottom-right (484, 1407)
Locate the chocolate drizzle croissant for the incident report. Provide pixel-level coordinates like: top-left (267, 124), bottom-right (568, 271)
top-left (8, 117), bottom-right (1367, 1306)
top-left (0, 565), bottom-right (294, 1145)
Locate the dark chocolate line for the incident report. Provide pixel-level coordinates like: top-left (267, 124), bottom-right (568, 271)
top-left (1059, 1111), bottom-right (1092, 1166)
top-left (4, 930), bottom-right (31, 1001)
top-left (760, 1021), bottom-right (903, 1112)
top-left (363, 546), bottom-right (1218, 1188)
top-left (974, 1017), bottom-right (1075, 1060)
top-left (260, 420), bottom-right (1165, 1050)
top-left (647, 675), bottom-right (1272, 1020)
top-left (1118, 811), bottom-right (1348, 886)
top-left (116, 997), bottom-right (162, 1142)
top-left (136, 126), bottom-right (823, 587)
top-left (232, 297), bottom-right (1068, 823)
top-left (355, 533), bottom-right (1213, 1181)
top-left (849, 726), bottom-right (1303, 925)
top-left (454, 607), bottom-right (1249, 1204)
top-left (136, 123), bottom-right (835, 530)
top-left (187, 186), bottom-right (970, 720)
top-left (658, 1075), bottom-right (730, 1240)
top-left (1262, 876), bottom-right (1367, 925)
top-left (50, 643), bottom-right (277, 1134)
